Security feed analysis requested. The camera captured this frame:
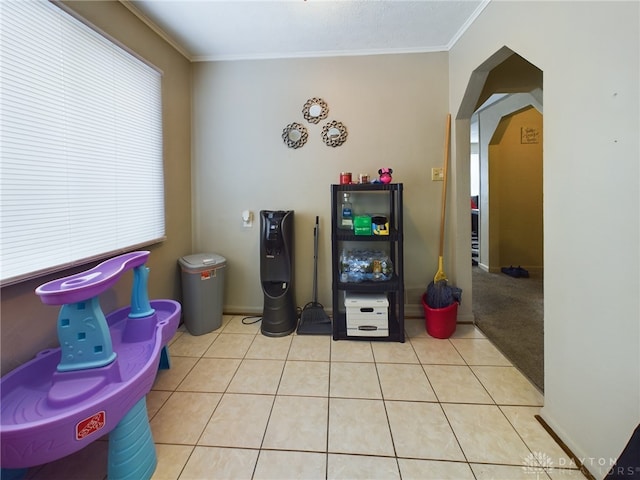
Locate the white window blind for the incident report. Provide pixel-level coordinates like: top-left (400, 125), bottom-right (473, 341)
top-left (1, 1), bottom-right (165, 286)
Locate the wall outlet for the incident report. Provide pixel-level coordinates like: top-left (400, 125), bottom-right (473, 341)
top-left (431, 167), bottom-right (444, 181)
top-left (242, 210), bottom-right (253, 227)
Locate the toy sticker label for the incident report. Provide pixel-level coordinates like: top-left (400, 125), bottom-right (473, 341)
top-left (76, 411), bottom-right (105, 440)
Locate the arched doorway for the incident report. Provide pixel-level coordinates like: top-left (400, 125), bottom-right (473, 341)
top-left (457, 47), bottom-right (544, 390)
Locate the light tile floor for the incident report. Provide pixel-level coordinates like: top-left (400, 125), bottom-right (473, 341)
top-left (24, 316), bottom-right (587, 480)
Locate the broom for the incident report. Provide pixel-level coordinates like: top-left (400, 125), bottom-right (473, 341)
top-left (297, 216), bottom-right (332, 335)
top-left (426, 114), bottom-right (457, 309)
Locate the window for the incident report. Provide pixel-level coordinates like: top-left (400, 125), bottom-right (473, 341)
top-left (1, 1), bottom-right (165, 286)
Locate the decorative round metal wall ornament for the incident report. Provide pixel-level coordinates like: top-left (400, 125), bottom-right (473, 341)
top-left (282, 122), bottom-right (308, 149)
top-left (302, 98), bottom-right (329, 124)
top-left (321, 120), bottom-right (348, 147)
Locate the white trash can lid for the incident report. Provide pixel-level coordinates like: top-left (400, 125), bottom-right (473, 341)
top-left (179, 253), bottom-right (227, 272)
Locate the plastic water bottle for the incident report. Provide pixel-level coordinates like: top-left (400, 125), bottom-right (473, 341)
top-left (340, 192), bottom-right (353, 230)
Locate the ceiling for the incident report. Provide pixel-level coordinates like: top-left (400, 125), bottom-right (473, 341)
top-left (125, 1), bottom-right (489, 62)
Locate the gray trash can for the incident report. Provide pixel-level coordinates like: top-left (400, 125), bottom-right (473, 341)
top-left (178, 253), bottom-right (227, 335)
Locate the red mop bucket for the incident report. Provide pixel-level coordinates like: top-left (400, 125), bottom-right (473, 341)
top-left (421, 294), bottom-right (458, 339)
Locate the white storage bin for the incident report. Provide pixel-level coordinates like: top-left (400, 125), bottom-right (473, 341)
top-left (345, 292), bottom-right (389, 337)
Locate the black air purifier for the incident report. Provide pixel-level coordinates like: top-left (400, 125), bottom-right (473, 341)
top-left (260, 210), bottom-right (296, 336)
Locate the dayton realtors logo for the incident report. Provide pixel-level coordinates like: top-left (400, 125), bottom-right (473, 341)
top-left (522, 451), bottom-right (554, 477)
top-left (523, 451), bottom-right (627, 477)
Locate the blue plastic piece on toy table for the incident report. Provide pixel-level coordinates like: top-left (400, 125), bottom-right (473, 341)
top-left (107, 396), bottom-right (157, 480)
top-left (0, 468), bottom-right (27, 480)
top-left (129, 265), bottom-right (155, 319)
top-left (56, 297), bottom-right (117, 372)
top-left (158, 346), bottom-right (171, 370)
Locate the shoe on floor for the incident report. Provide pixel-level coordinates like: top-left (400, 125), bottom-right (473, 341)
top-left (501, 265), bottom-right (529, 278)
top-left (501, 265), bottom-right (518, 277)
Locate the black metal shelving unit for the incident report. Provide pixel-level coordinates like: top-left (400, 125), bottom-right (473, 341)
top-left (330, 183), bottom-right (404, 342)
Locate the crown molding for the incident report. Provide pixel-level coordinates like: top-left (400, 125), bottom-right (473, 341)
top-left (119, 0), bottom-right (192, 61)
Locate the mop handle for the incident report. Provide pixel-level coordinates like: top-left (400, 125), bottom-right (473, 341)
top-left (439, 114), bottom-right (451, 258)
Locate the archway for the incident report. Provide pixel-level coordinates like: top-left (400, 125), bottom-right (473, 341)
top-left (456, 47), bottom-right (544, 390)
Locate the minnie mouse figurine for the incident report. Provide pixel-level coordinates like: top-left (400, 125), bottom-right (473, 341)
top-left (378, 168), bottom-right (393, 184)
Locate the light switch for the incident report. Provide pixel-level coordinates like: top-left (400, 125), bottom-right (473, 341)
top-left (431, 167), bottom-right (444, 181)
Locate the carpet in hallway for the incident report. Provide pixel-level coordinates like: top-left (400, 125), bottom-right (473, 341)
top-left (472, 266), bottom-right (544, 391)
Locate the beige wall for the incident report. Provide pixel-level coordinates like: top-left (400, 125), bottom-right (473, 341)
top-left (449, 1), bottom-right (639, 477)
top-left (0, 1), bottom-right (192, 376)
top-left (192, 53), bottom-right (451, 317)
top-left (488, 106), bottom-right (543, 271)
top-left (3, 3), bottom-right (639, 476)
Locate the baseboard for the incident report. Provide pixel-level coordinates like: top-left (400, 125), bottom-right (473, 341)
top-left (483, 264), bottom-right (544, 274)
top-left (535, 415), bottom-right (597, 480)
top-left (403, 304), bottom-right (423, 318)
top-left (224, 305), bottom-right (263, 316)
top-left (224, 304), bottom-right (473, 324)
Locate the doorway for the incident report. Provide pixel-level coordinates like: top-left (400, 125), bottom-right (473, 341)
top-left (459, 48), bottom-right (545, 390)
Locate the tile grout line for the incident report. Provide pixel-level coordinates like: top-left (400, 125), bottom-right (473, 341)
top-left (250, 320), bottom-right (305, 478)
top-left (324, 334), bottom-right (333, 479)
top-left (371, 342), bottom-right (401, 474)
top-left (155, 319), bottom-right (573, 479)
top-left (184, 315), bottom-right (259, 478)
top-left (166, 324), bottom-right (219, 480)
